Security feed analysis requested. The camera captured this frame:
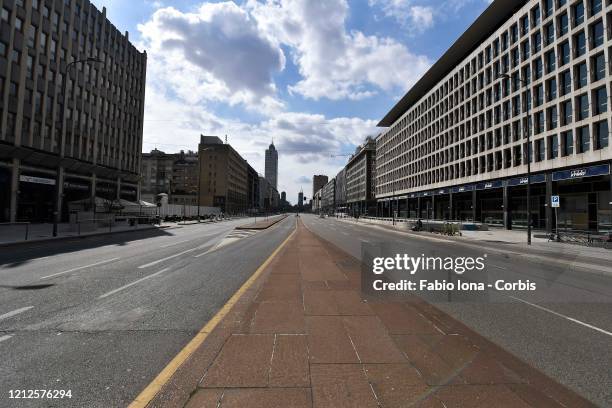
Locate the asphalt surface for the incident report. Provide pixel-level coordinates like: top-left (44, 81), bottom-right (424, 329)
top-left (0, 216), bottom-right (295, 408)
top-left (302, 214), bottom-right (612, 407)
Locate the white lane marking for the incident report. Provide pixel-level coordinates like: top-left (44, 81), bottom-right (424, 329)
top-left (0, 306), bottom-right (34, 321)
top-left (99, 268), bottom-right (171, 299)
top-left (160, 239), bottom-right (189, 248)
top-left (0, 335), bottom-right (13, 343)
top-left (41, 258), bottom-right (121, 280)
top-left (509, 296), bottom-right (612, 337)
top-left (138, 247), bottom-right (201, 269)
top-left (340, 231), bottom-right (349, 236)
top-left (490, 264), bottom-right (507, 270)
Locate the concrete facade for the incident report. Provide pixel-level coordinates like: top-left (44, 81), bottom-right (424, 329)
top-left (346, 137), bottom-right (376, 216)
top-left (320, 178), bottom-right (335, 213)
top-left (376, 0), bottom-right (612, 232)
top-left (198, 136), bottom-right (250, 215)
top-left (312, 174), bottom-right (328, 199)
top-left (0, 0), bottom-right (147, 223)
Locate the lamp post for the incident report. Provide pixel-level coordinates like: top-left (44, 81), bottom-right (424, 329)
top-left (497, 73), bottom-right (532, 245)
top-left (53, 57), bottom-right (103, 237)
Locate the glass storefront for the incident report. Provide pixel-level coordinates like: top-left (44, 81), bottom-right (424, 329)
top-left (480, 190), bottom-right (504, 226)
top-left (0, 168), bottom-right (10, 222)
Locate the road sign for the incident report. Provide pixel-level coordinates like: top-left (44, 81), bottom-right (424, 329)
top-left (551, 195), bottom-right (560, 208)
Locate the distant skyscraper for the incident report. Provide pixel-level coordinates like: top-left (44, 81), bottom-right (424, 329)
top-left (281, 191), bottom-right (286, 202)
top-left (312, 175), bottom-right (328, 198)
top-left (265, 142), bottom-right (278, 189)
top-left (298, 190), bottom-right (304, 208)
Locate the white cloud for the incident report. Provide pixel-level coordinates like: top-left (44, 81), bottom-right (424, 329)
top-left (248, 0), bottom-right (430, 100)
top-left (138, 2), bottom-right (286, 112)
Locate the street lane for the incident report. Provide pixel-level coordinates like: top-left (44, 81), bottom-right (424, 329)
top-left (0, 217), bottom-right (295, 407)
top-left (302, 214), bottom-right (612, 407)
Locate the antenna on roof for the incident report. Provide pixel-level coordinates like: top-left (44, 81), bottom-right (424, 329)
top-left (225, 134), bottom-right (228, 144)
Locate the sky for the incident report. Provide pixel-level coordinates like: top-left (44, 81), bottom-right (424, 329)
top-left (91, 0), bottom-right (491, 204)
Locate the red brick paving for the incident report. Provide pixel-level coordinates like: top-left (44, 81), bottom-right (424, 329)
top-left (153, 220), bottom-right (596, 408)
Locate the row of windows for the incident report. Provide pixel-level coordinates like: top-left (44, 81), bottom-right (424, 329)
top-left (376, 0), bottom-right (612, 195)
top-left (377, 120), bottom-right (609, 193)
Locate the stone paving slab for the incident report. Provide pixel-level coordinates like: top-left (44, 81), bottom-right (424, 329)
top-left (151, 220), bottom-right (596, 408)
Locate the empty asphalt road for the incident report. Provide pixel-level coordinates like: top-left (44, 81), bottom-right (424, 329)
top-left (0, 217), bottom-right (295, 407)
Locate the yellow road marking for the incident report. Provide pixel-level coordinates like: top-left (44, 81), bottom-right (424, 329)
top-left (128, 222), bottom-right (297, 408)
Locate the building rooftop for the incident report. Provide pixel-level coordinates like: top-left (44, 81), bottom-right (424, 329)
top-left (377, 0), bottom-right (527, 127)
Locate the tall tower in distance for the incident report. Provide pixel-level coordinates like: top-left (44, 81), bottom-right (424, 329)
top-left (265, 141), bottom-right (278, 190)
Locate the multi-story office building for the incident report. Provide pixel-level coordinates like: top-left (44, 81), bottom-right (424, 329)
top-left (259, 175), bottom-right (279, 211)
top-left (312, 189), bottom-right (321, 212)
top-left (334, 168), bottom-right (346, 213)
top-left (376, 0), bottom-right (612, 232)
top-left (321, 178), bottom-right (335, 213)
top-left (141, 149), bottom-right (199, 205)
top-left (0, 1), bottom-right (146, 222)
top-left (264, 141), bottom-right (278, 189)
top-left (198, 136), bottom-right (249, 214)
top-left (312, 174), bottom-right (328, 199)
top-left (346, 137), bottom-right (376, 216)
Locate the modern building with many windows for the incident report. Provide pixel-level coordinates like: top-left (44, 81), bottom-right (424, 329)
top-left (0, 0), bottom-right (147, 223)
top-left (376, 0), bottom-right (611, 232)
top-left (346, 137), bottom-right (376, 216)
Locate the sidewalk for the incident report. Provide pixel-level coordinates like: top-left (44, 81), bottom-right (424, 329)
top-left (0, 222), bottom-right (167, 246)
top-left (146, 220), bottom-right (594, 408)
top-left (338, 217), bottom-right (612, 269)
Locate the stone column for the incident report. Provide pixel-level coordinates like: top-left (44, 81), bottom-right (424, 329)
top-left (9, 158), bottom-right (19, 222)
top-left (503, 185), bottom-right (511, 230)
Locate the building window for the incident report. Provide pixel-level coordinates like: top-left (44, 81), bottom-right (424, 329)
top-left (577, 125), bottom-right (590, 152)
top-left (593, 120), bottom-right (608, 149)
top-left (558, 13), bottom-right (569, 35)
top-left (547, 77), bottom-right (557, 100)
top-left (559, 41), bottom-right (570, 65)
top-left (548, 105), bottom-right (558, 129)
top-left (15, 17), bottom-right (23, 31)
top-left (562, 99), bottom-right (573, 125)
top-left (590, 0), bottom-right (602, 16)
top-left (0, 41), bottom-right (6, 57)
top-left (590, 20), bottom-right (604, 48)
top-left (533, 32), bottom-right (542, 53)
top-left (549, 134), bottom-right (559, 158)
top-left (575, 62), bottom-right (588, 88)
top-left (574, 31), bottom-right (586, 57)
top-left (545, 22), bottom-right (555, 45)
top-left (577, 93), bottom-right (589, 120)
top-left (535, 138), bottom-right (545, 161)
top-left (573, 1), bottom-right (584, 26)
top-left (545, 0), bottom-right (554, 17)
top-left (562, 130), bottom-right (574, 156)
top-left (1, 8), bottom-right (9, 22)
top-left (561, 70), bottom-right (572, 95)
top-left (594, 86), bottom-right (607, 114)
top-left (592, 53), bottom-right (606, 81)
top-left (546, 50), bottom-right (556, 72)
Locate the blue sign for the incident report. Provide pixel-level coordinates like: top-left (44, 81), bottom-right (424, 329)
top-left (552, 164), bottom-right (610, 181)
top-left (551, 195), bottom-right (560, 207)
top-left (506, 173), bottom-right (547, 186)
top-left (451, 184), bottom-right (475, 193)
top-left (475, 180), bottom-right (503, 190)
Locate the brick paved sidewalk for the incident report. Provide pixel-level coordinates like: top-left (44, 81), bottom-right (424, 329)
top-left (150, 220), bottom-right (594, 408)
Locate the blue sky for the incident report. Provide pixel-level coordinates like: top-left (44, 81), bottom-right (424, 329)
top-left (91, 0), bottom-right (490, 203)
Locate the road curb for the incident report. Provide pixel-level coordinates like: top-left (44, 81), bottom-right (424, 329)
top-left (235, 215), bottom-right (288, 230)
top-left (0, 225), bottom-right (172, 248)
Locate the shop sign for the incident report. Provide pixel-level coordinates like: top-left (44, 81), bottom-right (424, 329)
top-left (475, 180), bottom-right (503, 190)
top-left (19, 175), bottom-right (56, 185)
top-left (552, 164), bottom-right (610, 181)
top-left (451, 184), bottom-right (475, 193)
top-left (506, 173), bottom-right (547, 186)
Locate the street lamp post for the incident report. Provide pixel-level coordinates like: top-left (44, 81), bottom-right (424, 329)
top-left (53, 57), bottom-right (103, 237)
top-left (497, 73), bottom-right (531, 245)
